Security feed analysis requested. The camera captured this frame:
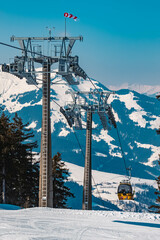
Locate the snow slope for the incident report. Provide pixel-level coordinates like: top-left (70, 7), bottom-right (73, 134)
top-left (0, 208), bottom-right (159, 240)
top-left (0, 70), bottom-right (160, 211)
top-left (65, 162), bottom-right (157, 212)
top-left (1, 71), bottom-right (160, 175)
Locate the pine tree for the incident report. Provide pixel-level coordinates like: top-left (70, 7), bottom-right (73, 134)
top-left (11, 113), bottom-right (39, 207)
top-left (52, 152), bottom-right (74, 208)
top-left (0, 112), bottom-right (39, 207)
top-left (149, 160), bottom-right (160, 213)
top-left (153, 160), bottom-right (160, 213)
top-left (0, 112), bottom-right (13, 204)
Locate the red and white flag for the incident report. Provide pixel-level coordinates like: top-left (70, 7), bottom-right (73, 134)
top-left (64, 12), bottom-right (78, 21)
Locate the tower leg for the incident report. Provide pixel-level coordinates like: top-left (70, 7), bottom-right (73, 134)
top-left (82, 111), bottom-right (92, 210)
top-left (39, 61), bottom-right (53, 207)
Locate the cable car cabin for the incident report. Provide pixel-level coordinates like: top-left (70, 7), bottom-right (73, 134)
top-left (118, 181), bottom-right (134, 200)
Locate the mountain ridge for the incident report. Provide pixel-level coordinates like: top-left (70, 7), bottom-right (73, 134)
top-left (0, 70), bottom-right (160, 178)
top-left (107, 83), bottom-right (160, 97)
top-left (0, 70), bottom-right (160, 211)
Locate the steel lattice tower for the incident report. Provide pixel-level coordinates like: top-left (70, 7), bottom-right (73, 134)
top-left (39, 61), bottom-right (53, 207)
top-left (61, 90), bottom-right (116, 210)
top-left (82, 111), bottom-right (92, 210)
top-left (1, 34), bottom-right (85, 207)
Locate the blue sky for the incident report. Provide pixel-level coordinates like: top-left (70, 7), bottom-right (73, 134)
top-left (0, 0), bottom-right (160, 86)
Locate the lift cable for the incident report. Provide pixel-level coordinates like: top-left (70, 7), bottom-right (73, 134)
top-left (2, 66), bottom-right (111, 205)
top-left (72, 129), bottom-right (85, 158)
top-left (0, 40), bottom-right (111, 206)
top-left (1, 63), bottom-right (104, 198)
top-left (116, 127), bottom-right (129, 177)
top-left (0, 41), bottom-right (51, 59)
top-left (30, 83), bottom-right (107, 208)
top-left (87, 76), bottom-right (101, 93)
top-left (0, 41), bottom-right (102, 91)
top-left (35, 76), bottom-right (109, 206)
top-left (86, 75), bottom-right (130, 177)
top-left (22, 76), bottom-right (61, 108)
top-left (29, 54), bottom-right (130, 192)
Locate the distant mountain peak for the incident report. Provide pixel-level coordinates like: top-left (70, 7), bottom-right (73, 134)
top-left (107, 83), bottom-right (160, 97)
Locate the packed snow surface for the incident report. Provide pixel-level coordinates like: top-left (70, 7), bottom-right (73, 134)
top-left (0, 208), bottom-right (159, 240)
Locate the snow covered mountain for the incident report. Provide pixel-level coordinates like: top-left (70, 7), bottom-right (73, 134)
top-left (0, 69), bottom-right (160, 212)
top-left (107, 83), bottom-right (160, 98)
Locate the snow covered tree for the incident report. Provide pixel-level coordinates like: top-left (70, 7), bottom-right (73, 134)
top-left (52, 152), bottom-right (74, 208)
top-left (0, 112), bottom-right (39, 207)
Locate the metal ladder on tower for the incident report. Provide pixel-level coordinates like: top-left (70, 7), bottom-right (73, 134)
top-left (39, 61), bottom-right (53, 208)
top-left (83, 111), bottom-right (92, 210)
top-left (41, 62), bottom-right (49, 207)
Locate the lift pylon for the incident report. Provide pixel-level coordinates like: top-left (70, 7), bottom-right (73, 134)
top-left (1, 33), bottom-right (86, 208)
top-left (82, 111), bottom-right (92, 210)
top-left (39, 60), bottom-right (53, 207)
top-left (61, 90), bottom-right (116, 210)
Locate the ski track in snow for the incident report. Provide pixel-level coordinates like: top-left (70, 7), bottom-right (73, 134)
top-left (0, 208), bottom-right (159, 240)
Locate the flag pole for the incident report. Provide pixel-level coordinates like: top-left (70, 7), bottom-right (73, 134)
top-left (65, 18), bottom-right (66, 37)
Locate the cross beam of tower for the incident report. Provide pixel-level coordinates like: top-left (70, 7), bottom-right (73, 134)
top-left (1, 34), bottom-right (86, 208)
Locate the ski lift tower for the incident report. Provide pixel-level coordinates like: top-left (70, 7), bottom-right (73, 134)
top-left (61, 90), bottom-right (116, 210)
top-left (1, 33), bottom-right (86, 207)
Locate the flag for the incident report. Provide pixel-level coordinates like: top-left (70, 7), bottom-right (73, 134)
top-left (64, 12), bottom-right (78, 21)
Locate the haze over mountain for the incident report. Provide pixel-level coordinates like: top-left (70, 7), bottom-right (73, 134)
top-left (107, 83), bottom-right (160, 97)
